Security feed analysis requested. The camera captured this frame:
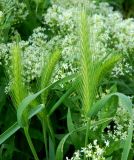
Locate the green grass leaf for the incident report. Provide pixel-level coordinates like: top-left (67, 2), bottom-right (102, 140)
top-left (49, 136), bottom-right (55, 160)
top-left (56, 133), bottom-right (70, 160)
top-left (88, 92), bottom-right (133, 160)
top-left (56, 126), bottom-right (86, 160)
top-left (67, 108), bottom-right (75, 132)
top-left (48, 86), bottom-right (75, 116)
top-left (89, 93), bottom-right (132, 117)
top-left (67, 108), bottom-right (80, 148)
top-left (0, 104), bottom-right (45, 145)
top-left (121, 118), bottom-right (133, 160)
top-left (0, 122), bottom-right (20, 145)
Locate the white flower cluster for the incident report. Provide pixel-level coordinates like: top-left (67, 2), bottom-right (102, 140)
top-left (43, 4), bottom-right (76, 35)
top-left (0, 0), bottom-right (28, 25)
top-left (43, 0), bottom-right (134, 77)
top-left (0, 0), bottom-right (134, 85)
top-left (13, 2), bottom-right (29, 24)
top-left (1, 27), bottom-right (48, 83)
top-left (66, 140), bottom-right (106, 160)
top-left (0, 43), bottom-right (9, 65)
top-left (22, 27), bottom-right (48, 82)
top-left (112, 59), bottom-right (133, 77)
top-left (52, 35), bottom-right (79, 83)
top-left (102, 106), bottom-right (133, 142)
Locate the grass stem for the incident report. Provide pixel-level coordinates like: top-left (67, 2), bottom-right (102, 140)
top-left (84, 118), bottom-right (90, 160)
top-left (41, 118), bottom-right (49, 160)
top-left (24, 127), bottom-right (39, 160)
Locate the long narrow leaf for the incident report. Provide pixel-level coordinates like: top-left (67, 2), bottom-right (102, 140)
top-left (56, 126), bottom-right (86, 160)
top-left (89, 93), bottom-right (132, 117)
top-left (0, 104), bottom-right (45, 145)
top-left (67, 108), bottom-right (79, 148)
top-left (88, 92), bottom-right (133, 160)
top-left (56, 116), bottom-right (116, 160)
top-left (48, 86), bottom-right (74, 116)
top-left (17, 75), bottom-right (75, 128)
top-left (0, 122), bottom-right (20, 145)
top-left (121, 118), bottom-right (133, 160)
top-left (49, 136), bottom-right (55, 160)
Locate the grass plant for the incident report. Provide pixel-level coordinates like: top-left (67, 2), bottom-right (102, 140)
top-left (0, 1), bottom-right (133, 160)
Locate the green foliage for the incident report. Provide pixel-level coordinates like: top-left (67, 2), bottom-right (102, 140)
top-left (0, 0), bottom-right (50, 42)
top-left (0, 0), bottom-right (134, 160)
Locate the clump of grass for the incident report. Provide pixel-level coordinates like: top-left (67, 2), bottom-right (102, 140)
top-left (39, 50), bottom-right (61, 160)
top-left (79, 8), bottom-right (122, 156)
top-left (9, 41), bottom-right (39, 160)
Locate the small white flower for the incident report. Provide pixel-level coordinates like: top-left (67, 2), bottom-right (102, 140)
top-left (104, 140), bottom-right (109, 147)
top-left (96, 147), bottom-right (104, 156)
top-left (88, 144), bottom-right (92, 149)
top-left (93, 139), bottom-right (98, 145)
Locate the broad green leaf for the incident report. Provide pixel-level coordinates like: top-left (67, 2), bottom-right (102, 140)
top-left (98, 96), bottom-right (118, 130)
top-left (48, 79), bottom-right (79, 116)
top-left (98, 96), bottom-right (118, 119)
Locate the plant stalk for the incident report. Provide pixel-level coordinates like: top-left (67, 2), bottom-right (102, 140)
top-left (84, 118), bottom-right (90, 160)
top-left (41, 118), bottom-right (49, 160)
top-left (24, 127), bottom-right (39, 160)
